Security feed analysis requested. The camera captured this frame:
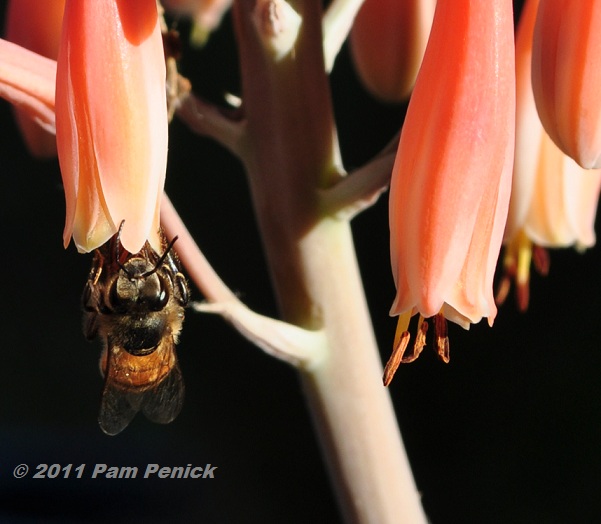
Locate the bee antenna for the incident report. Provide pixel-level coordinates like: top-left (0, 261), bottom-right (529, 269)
top-left (113, 220), bottom-right (132, 275)
top-left (137, 235), bottom-right (179, 279)
top-left (113, 221), bottom-right (177, 279)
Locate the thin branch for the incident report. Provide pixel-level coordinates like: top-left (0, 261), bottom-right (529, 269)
top-left (161, 193), bottom-right (321, 368)
top-left (320, 132), bottom-right (399, 220)
top-left (176, 90), bottom-right (246, 158)
top-left (194, 300), bottom-right (326, 368)
top-left (161, 193), bottom-right (235, 303)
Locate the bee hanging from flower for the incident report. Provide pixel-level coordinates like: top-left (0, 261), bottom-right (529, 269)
top-left (82, 223), bottom-right (189, 435)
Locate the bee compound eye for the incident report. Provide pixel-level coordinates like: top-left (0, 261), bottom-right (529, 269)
top-left (148, 274), bottom-right (170, 311)
top-left (107, 278), bottom-right (129, 313)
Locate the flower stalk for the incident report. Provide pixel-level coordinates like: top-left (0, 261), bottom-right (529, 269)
top-left (226, 1), bottom-right (426, 521)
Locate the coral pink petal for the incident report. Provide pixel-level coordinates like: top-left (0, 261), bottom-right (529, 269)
top-left (56, 0), bottom-right (167, 253)
top-left (533, 0), bottom-right (601, 168)
top-left (390, 0), bottom-right (514, 324)
top-left (88, 2), bottom-right (167, 253)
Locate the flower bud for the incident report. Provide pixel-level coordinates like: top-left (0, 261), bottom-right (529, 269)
top-left (349, 0), bottom-right (435, 102)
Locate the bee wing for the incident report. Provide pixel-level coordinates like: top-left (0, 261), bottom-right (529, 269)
top-left (140, 361), bottom-right (185, 424)
top-left (98, 381), bottom-right (143, 436)
top-left (98, 353), bottom-right (185, 435)
top-left (83, 310), bottom-right (99, 341)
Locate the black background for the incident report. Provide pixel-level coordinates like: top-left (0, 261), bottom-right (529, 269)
top-left (3, 1), bottom-right (601, 522)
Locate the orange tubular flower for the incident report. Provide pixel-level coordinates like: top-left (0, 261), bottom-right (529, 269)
top-left (55, 0), bottom-right (168, 254)
top-left (349, 0), bottom-right (435, 102)
top-left (386, 0), bottom-right (514, 370)
top-left (499, 0), bottom-right (601, 311)
top-left (532, 0), bottom-right (601, 169)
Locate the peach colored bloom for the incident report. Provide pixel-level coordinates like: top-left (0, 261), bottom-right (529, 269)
top-left (5, 0), bottom-right (64, 157)
top-left (510, 136), bottom-right (601, 250)
top-left (349, 0), bottom-right (435, 102)
top-left (532, 0), bottom-right (601, 169)
top-left (499, 0), bottom-right (601, 311)
top-left (387, 0), bottom-right (514, 366)
top-left (55, 0), bottom-right (168, 254)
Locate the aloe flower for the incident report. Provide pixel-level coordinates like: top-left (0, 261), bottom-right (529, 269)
top-left (55, 0), bottom-right (168, 254)
top-left (532, 0), bottom-right (601, 169)
top-left (498, 0), bottom-right (601, 311)
top-left (349, 0), bottom-right (435, 102)
top-left (386, 0), bottom-right (514, 370)
top-left (4, 0), bottom-right (65, 157)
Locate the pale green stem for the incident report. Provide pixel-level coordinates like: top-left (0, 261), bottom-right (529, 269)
top-left (322, 0), bottom-right (365, 72)
top-left (230, 1), bottom-right (426, 522)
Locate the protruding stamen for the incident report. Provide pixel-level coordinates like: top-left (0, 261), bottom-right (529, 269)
top-left (532, 245), bottom-right (550, 276)
top-left (383, 331), bottom-right (410, 387)
top-left (496, 230), bottom-right (549, 312)
top-left (515, 232), bottom-right (533, 312)
top-left (434, 313), bottom-right (450, 363)
top-left (402, 315), bottom-right (427, 364)
top-left (495, 246), bottom-right (516, 305)
top-left (413, 315), bottom-right (428, 358)
top-left (392, 309), bottom-right (411, 350)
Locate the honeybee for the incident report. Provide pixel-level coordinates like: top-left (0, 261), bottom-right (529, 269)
top-left (82, 223), bottom-right (189, 435)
